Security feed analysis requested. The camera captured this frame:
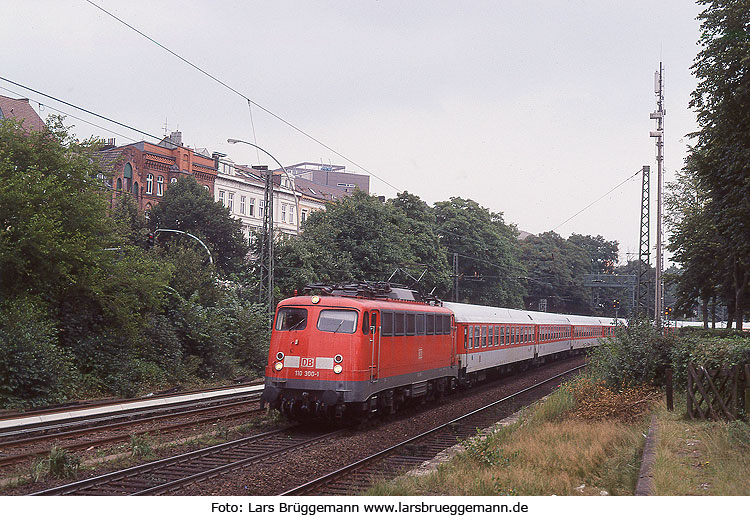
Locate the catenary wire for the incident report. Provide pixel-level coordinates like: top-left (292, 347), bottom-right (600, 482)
top-left (83, 0), bottom-right (401, 192)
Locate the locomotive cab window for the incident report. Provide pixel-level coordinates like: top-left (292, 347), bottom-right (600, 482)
top-left (317, 309), bottom-right (358, 334)
top-left (426, 314), bottom-right (435, 335)
top-left (275, 307), bottom-right (308, 331)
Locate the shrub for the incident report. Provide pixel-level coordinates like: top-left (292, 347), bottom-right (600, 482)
top-left (0, 298), bottom-right (77, 408)
top-left (587, 321), bottom-right (673, 389)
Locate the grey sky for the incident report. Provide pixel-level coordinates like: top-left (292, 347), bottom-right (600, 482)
top-left (3, 1), bottom-right (703, 264)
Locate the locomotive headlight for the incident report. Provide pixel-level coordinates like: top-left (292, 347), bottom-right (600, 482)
top-left (274, 361), bottom-right (284, 371)
top-left (334, 354), bottom-right (343, 364)
top-left (276, 351), bottom-right (285, 361)
top-left (333, 364), bottom-right (343, 374)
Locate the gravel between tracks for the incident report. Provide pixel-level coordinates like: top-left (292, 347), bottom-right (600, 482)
top-left (177, 356), bottom-right (585, 496)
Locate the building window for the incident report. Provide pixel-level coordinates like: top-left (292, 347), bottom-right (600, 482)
top-left (301, 209), bottom-right (307, 225)
top-left (248, 198), bottom-right (255, 217)
top-left (228, 192), bottom-right (234, 212)
top-left (218, 190), bottom-right (225, 204)
top-left (116, 178), bottom-right (123, 191)
top-left (170, 177), bottom-right (178, 184)
top-left (133, 181), bottom-right (139, 197)
top-left (204, 185), bottom-right (209, 191)
top-left (281, 204), bottom-right (286, 222)
top-left (240, 195), bottom-right (246, 215)
top-left (259, 200), bottom-right (265, 217)
top-left (124, 162), bottom-right (133, 179)
top-left (145, 174), bottom-right (153, 195)
top-left (156, 176), bottom-right (164, 196)
top-left (289, 205), bottom-right (295, 223)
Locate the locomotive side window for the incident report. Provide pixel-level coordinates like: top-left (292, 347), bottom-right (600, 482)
top-left (317, 309), bottom-right (358, 333)
top-left (443, 315), bottom-right (451, 335)
top-left (406, 313), bottom-right (416, 336)
top-left (275, 307), bottom-right (308, 331)
top-left (394, 312), bottom-right (405, 336)
top-left (416, 314), bottom-right (426, 335)
top-left (382, 311), bottom-right (394, 336)
top-left (426, 314), bottom-right (435, 335)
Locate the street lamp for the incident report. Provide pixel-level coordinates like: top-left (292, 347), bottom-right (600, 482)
top-left (227, 138), bottom-right (300, 235)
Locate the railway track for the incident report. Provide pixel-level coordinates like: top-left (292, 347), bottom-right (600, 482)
top-left (282, 364), bottom-right (584, 495)
top-left (31, 426), bottom-right (347, 496)
top-left (0, 392), bottom-right (263, 469)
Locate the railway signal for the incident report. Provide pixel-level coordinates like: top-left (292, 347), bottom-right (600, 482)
top-left (146, 232), bottom-right (155, 249)
top-left (612, 299), bottom-right (620, 310)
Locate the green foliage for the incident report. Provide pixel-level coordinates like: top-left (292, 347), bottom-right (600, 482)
top-left (587, 321), bottom-right (673, 389)
top-left (520, 231), bottom-right (596, 315)
top-left (684, 0), bottom-right (750, 328)
top-left (668, 335), bottom-right (750, 389)
top-left (48, 447), bottom-right (81, 479)
top-left (130, 433), bottom-right (155, 458)
top-left (460, 429), bottom-right (519, 467)
top-left (151, 176), bottom-right (248, 274)
top-left (434, 197), bottom-right (526, 306)
top-left (0, 298), bottom-right (77, 408)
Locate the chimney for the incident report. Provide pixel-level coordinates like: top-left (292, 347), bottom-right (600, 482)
top-left (169, 131), bottom-right (182, 147)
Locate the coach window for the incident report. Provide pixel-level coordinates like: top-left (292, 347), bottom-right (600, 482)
top-left (494, 326), bottom-right (499, 346)
top-left (317, 309), bottom-right (358, 333)
top-left (426, 314), bottom-right (435, 335)
top-left (481, 326), bottom-right (487, 347)
top-left (381, 311), bottom-right (394, 336)
top-left (416, 314), bottom-right (426, 335)
top-left (394, 312), bottom-right (406, 336)
top-left (275, 307), bottom-right (308, 331)
top-left (474, 326), bottom-right (480, 347)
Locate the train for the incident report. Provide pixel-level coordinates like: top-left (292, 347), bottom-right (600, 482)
top-left (260, 282), bottom-right (624, 421)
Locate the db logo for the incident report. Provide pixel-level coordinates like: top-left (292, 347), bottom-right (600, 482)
top-left (301, 358), bottom-right (315, 368)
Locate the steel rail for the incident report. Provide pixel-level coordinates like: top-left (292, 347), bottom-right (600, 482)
top-left (0, 393), bottom-right (261, 444)
top-left (0, 400), bottom-right (263, 469)
top-left (0, 381), bottom-right (261, 423)
top-left (0, 389), bottom-right (261, 437)
top-left (281, 364), bottom-right (585, 496)
top-left (31, 426), bottom-right (348, 496)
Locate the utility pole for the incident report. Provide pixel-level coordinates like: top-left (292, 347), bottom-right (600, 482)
top-left (650, 62), bottom-right (665, 328)
top-left (452, 253), bottom-right (459, 301)
top-left (256, 165), bottom-right (274, 323)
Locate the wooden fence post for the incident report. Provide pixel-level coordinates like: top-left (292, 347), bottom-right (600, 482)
top-left (666, 367), bottom-right (673, 411)
top-left (687, 363), bottom-right (694, 420)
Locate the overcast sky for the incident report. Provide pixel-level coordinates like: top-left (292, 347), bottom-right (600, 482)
top-left (2, 1), bottom-right (703, 265)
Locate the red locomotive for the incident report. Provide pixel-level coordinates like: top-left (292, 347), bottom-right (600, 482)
top-left (261, 283), bottom-right (619, 421)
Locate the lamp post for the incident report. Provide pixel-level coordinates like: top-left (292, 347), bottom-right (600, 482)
top-left (227, 138), bottom-right (300, 235)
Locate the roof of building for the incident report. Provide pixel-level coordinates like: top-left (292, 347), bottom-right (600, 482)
top-left (293, 176), bottom-right (349, 202)
top-left (0, 95), bottom-right (45, 132)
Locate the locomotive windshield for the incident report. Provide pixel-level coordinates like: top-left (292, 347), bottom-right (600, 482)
top-left (317, 309), bottom-right (358, 334)
top-left (275, 307), bottom-right (308, 331)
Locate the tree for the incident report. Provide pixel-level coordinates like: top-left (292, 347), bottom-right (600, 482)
top-left (520, 232), bottom-right (593, 315)
top-left (665, 167), bottom-right (724, 326)
top-left (151, 176), bottom-right (248, 274)
top-left (688, 0), bottom-right (750, 328)
top-left (433, 197), bottom-right (526, 307)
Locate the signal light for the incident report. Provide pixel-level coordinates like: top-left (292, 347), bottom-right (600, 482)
top-left (664, 306), bottom-right (672, 316)
top-left (146, 232), bottom-right (155, 249)
top-left (612, 299), bottom-right (620, 309)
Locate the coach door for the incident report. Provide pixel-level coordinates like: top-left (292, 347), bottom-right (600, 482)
top-left (368, 311), bottom-right (379, 382)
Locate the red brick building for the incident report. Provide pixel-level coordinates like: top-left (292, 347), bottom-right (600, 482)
top-left (0, 95), bottom-right (46, 132)
top-left (99, 131), bottom-right (218, 217)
